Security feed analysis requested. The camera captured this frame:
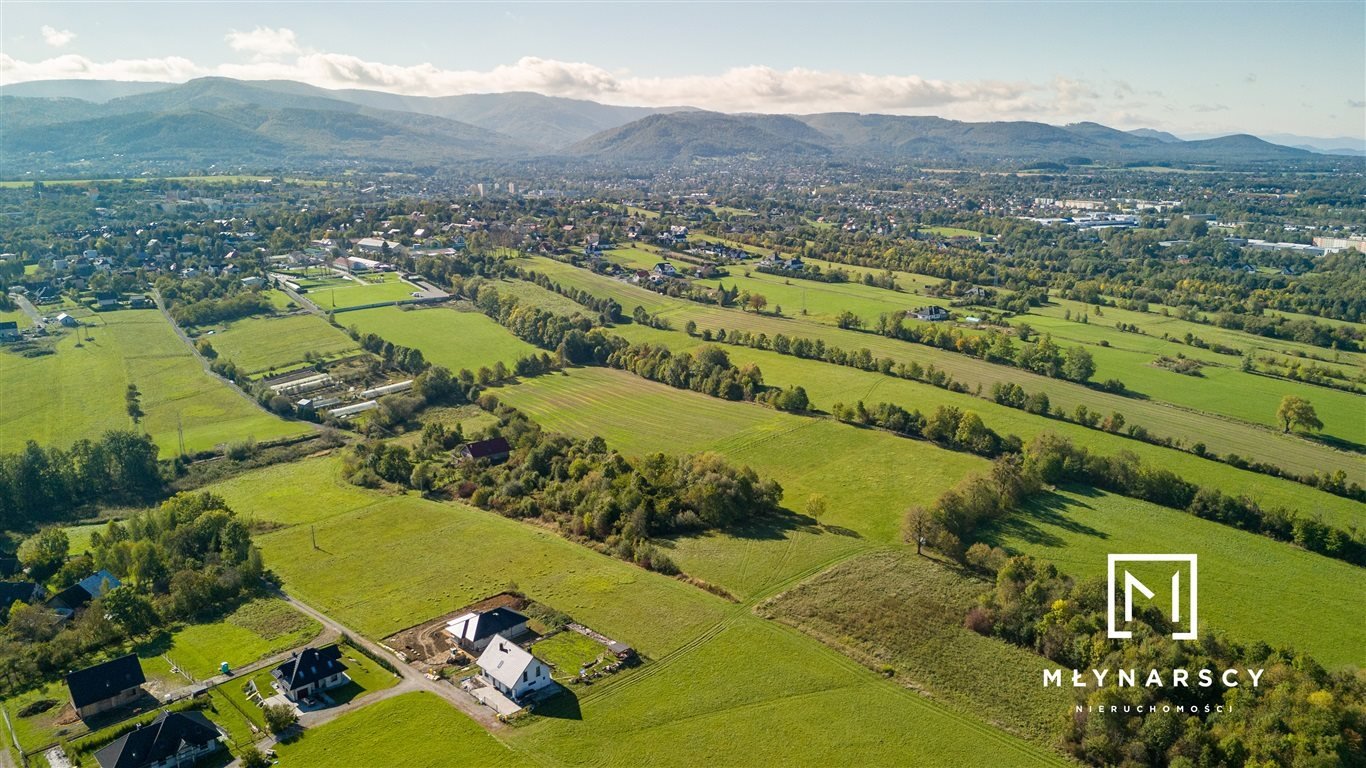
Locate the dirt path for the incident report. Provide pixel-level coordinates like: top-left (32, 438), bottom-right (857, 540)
top-left (274, 590), bottom-right (503, 731)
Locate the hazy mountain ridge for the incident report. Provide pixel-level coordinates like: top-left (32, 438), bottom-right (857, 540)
top-left (0, 77), bottom-right (1348, 174)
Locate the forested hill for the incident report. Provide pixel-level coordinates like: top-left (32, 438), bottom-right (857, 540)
top-left (0, 77), bottom-right (1347, 176)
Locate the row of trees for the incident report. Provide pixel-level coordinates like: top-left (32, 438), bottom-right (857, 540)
top-left (969, 555), bottom-right (1364, 767)
top-left (907, 433), bottom-right (1365, 566)
top-left (870, 313), bottom-right (1110, 387)
top-left (0, 432), bottom-right (162, 529)
top-left (829, 401), bottom-right (1016, 459)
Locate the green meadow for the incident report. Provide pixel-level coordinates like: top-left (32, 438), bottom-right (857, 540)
top-left (145, 598), bottom-right (323, 680)
top-left (275, 693), bottom-right (535, 768)
top-left (311, 272), bottom-right (418, 310)
top-left (0, 310), bottom-right (305, 454)
top-left (497, 366), bottom-right (989, 545)
top-left (607, 324), bottom-right (1365, 529)
top-left (340, 304), bottom-right (539, 374)
top-left (513, 258), bottom-right (1358, 478)
top-left (206, 455), bottom-right (1061, 764)
top-left (762, 550), bottom-right (1072, 745)
top-left (985, 488), bottom-right (1366, 668)
top-left (201, 312), bottom-right (360, 377)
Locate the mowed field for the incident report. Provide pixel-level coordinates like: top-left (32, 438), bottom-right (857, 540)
top-left (213, 462), bottom-right (1063, 766)
top-left (200, 312), bottom-right (360, 376)
top-left (985, 488), bottom-right (1366, 668)
top-left (610, 323), bottom-right (1366, 530)
top-left (514, 258), bottom-right (1360, 479)
top-left (340, 305), bottom-right (539, 373)
top-left (144, 597), bottom-right (323, 680)
top-left (275, 693), bottom-right (536, 768)
top-left (0, 310), bottom-right (305, 454)
top-left (307, 272), bottom-right (418, 310)
top-left (496, 367), bottom-right (989, 545)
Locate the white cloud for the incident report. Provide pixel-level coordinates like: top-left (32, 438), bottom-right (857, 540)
top-left (41, 25), bottom-right (76, 48)
top-left (225, 27), bottom-right (301, 61)
top-left (0, 30), bottom-right (1154, 126)
top-left (0, 52), bottom-right (202, 83)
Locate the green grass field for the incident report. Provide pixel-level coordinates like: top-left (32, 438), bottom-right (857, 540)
top-left (497, 367), bottom-right (989, 546)
top-left (762, 550), bottom-right (1071, 745)
top-left (274, 693), bottom-right (536, 767)
top-left (200, 313), bottom-right (360, 377)
top-left (607, 325), bottom-right (1365, 529)
top-left (508, 617), bottom-right (1065, 767)
top-left (530, 632), bottom-right (606, 678)
top-left (603, 245), bottom-right (673, 271)
top-left (340, 305), bottom-right (539, 374)
top-left (916, 225), bottom-right (985, 237)
top-left (0, 308), bottom-right (31, 329)
top-left (311, 272), bottom-right (419, 310)
top-left (146, 598), bottom-right (323, 680)
top-left (206, 454), bottom-right (385, 527)
top-left (0, 310), bottom-right (306, 455)
top-left (693, 269), bottom-right (935, 327)
top-left (984, 488), bottom-right (1366, 668)
top-left (241, 491), bottom-right (731, 656)
top-left (511, 259), bottom-right (1359, 479)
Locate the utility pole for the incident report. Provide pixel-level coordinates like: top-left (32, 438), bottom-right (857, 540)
top-left (311, 525), bottom-right (318, 550)
top-left (177, 413), bottom-right (186, 458)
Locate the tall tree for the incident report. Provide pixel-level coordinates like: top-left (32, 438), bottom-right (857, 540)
top-left (1276, 395), bottom-right (1323, 433)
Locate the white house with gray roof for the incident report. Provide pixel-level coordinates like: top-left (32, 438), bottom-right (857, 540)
top-left (475, 634), bottom-right (553, 702)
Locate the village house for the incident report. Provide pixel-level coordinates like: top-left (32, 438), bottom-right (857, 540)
top-left (48, 570), bottom-right (122, 618)
top-left (355, 237), bottom-right (400, 254)
top-left (272, 645), bottom-right (349, 703)
top-left (445, 607), bottom-right (530, 653)
top-left (475, 634), bottom-right (554, 703)
top-left (461, 436), bottom-right (511, 465)
top-left (652, 262), bottom-right (678, 278)
top-left (911, 306), bottom-right (950, 322)
top-left (94, 710), bottom-right (223, 768)
top-left (56, 312), bottom-right (79, 327)
top-left (67, 654), bottom-right (146, 720)
top-left (240, 276), bottom-right (265, 289)
top-left (0, 321), bottom-right (19, 343)
top-left (333, 255), bottom-right (391, 273)
top-left (0, 581), bottom-right (44, 613)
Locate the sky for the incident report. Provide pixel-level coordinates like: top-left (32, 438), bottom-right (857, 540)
top-left (2, 1), bottom-right (1364, 141)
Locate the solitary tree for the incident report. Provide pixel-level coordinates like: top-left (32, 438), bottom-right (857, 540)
top-left (904, 506), bottom-right (933, 556)
top-left (263, 703), bottom-right (298, 734)
top-left (805, 494), bottom-right (827, 523)
top-left (746, 293), bottom-right (769, 313)
top-left (1276, 395), bottom-right (1322, 433)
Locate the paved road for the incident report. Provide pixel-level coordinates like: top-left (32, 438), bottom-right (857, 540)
top-left (11, 294), bottom-right (43, 325)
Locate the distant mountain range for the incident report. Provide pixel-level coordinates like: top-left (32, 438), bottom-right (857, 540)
top-left (1, 77), bottom-right (1355, 176)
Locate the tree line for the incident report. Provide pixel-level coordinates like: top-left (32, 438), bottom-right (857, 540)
top-left (0, 432), bottom-right (163, 530)
top-left (906, 433), bottom-right (1365, 567)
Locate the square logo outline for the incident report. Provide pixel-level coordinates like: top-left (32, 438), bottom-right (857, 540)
top-left (1107, 553), bottom-right (1198, 640)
